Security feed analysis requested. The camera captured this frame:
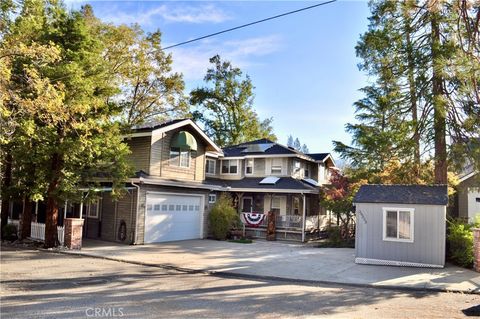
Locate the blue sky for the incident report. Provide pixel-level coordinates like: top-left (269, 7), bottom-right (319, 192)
top-left (66, 1), bottom-right (371, 156)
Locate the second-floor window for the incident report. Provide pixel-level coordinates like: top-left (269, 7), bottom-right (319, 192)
top-left (170, 148), bottom-right (190, 168)
top-left (221, 159), bottom-right (238, 174)
top-left (245, 159), bottom-right (254, 175)
top-left (305, 166), bottom-right (310, 178)
top-left (206, 159), bottom-right (216, 175)
top-left (271, 158), bottom-right (282, 175)
top-left (293, 160), bottom-right (300, 172)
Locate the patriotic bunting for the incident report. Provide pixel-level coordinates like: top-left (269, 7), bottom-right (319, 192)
top-left (241, 212), bottom-right (265, 227)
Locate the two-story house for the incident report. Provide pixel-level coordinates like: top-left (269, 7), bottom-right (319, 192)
top-left (7, 119), bottom-right (336, 244)
top-left (203, 139), bottom-right (336, 241)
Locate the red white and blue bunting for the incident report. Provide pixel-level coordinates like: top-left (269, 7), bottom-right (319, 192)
top-left (241, 213), bottom-right (265, 227)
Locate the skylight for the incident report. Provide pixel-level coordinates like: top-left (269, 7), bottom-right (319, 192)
top-left (241, 143), bottom-right (273, 153)
top-left (303, 178), bottom-right (319, 187)
top-left (259, 176), bottom-right (280, 185)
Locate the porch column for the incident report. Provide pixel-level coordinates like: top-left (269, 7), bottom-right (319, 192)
top-left (63, 200), bottom-right (68, 222)
top-left (79, 197), bottom-right (84, 219)
top-left (236, 193), bottom-right (244, 213)
top-left (35, 201), bottom-right (39, 222)
top-left (301, 194), bottom-right (306, 242)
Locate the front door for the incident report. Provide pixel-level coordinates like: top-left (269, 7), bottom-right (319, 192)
top-left (242, 197), bottom-right (253, 213)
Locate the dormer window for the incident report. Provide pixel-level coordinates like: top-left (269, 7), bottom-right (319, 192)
top-left (170, 131), bottom-right (197, 168)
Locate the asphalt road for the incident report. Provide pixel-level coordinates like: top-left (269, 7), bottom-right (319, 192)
top-left (0, 246), bottom-right (478, 319)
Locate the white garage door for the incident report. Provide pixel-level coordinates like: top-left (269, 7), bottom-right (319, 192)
top-left (144, 193), bottom-right (203, 243)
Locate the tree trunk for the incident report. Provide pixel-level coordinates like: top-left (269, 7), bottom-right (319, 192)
top-left (20, 199), bottom-right (33, 240)
top-left (431, 5), bottom-right (448, 184)
top-left (404, 12), bottom-right (421, 172)
top-left (1, 151), bottom-right (12, 238)
top-left (44, 152), bottom-right (62, 248)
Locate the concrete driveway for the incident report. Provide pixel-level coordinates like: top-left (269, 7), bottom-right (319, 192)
top-left (65, 239), bottom-right (480, 293)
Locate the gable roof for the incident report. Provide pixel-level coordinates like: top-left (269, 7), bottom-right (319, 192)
top-left (128, 118), bottom-right (223, 154)
top-left (308, 153), bottom-right (330, 161)
top-left (354, 184), bottom-right (448, 206)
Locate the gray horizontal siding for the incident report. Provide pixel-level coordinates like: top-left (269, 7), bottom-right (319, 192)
top-left (355, 202), bottom-right (446, 266)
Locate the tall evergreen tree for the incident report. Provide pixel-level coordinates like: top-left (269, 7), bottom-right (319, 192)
top-left (335, 0), bottom-right (479, 185)
top-left (190, 55), bottom-right (276, 147)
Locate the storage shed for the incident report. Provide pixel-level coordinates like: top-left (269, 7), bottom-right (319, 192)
top-left (354, 184), bottom-right (448, 268)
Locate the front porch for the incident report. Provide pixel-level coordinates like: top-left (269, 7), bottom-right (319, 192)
top-left (233, 192), bottom-right (331, 242)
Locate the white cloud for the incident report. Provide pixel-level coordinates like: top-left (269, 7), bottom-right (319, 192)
top-left (97, 3), bottom-right (231, 26)
top-left (169, 35), bottom-right (283, 81)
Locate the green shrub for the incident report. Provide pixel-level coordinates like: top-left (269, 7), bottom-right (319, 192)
top-left (447, 219), bottom-right (474, 268)
top-left (2, 224), bottom-right (18, 241)
top-left (326, 225), bottom-right (343, 245)
top-left (209, 193), bottom-right (239, 240)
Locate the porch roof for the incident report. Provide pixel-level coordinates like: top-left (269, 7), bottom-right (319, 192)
top-left (205, 177), bottom-right (319, 194)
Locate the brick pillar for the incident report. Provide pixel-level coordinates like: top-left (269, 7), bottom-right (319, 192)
top-left (64, 218), bottom-right (84, 249)
top-left (473, 228), bottom-right (480, 272)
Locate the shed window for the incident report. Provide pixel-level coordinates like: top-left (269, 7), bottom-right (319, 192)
top-left (383, 208), bottom-right (414, 243)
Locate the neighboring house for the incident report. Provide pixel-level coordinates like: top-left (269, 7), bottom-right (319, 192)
top-left (7, 119), bottom-right (337, 244)
top-left (457, 166), bottom-right (480, 223)
top-left (354, 184), bottom-right (448, 268)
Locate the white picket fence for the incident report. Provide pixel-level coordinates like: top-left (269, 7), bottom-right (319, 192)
top-left (8, 219), bottom-right (64, 245)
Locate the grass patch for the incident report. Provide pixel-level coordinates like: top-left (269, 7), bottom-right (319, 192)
top-left (228, 238), bottom-right (253, 244)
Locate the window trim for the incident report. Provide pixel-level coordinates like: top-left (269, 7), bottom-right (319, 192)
top-left (242, 196), bottom-right (253, 213)
top-left (169, 147), bottom-right (191, 168)
top-left (221, 159), bottom-right (239, 175)
top-left (206, 159), bottom-right (216, 175)
top-left (87, 200), bottom-right (100, 219)
top-left (271, 158), bottom-right (283, 175)
top-left (208, 194), bottom-right (217, 204)
top-left (245, 158), bottom-right (254, 175)
top-left (382, 207), bottom-right (414, 243)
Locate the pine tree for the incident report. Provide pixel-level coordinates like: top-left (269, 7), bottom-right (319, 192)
top-left (287, 135), bottom-right (294, 148)
top-left (335, 0), bottom-right (479, 185)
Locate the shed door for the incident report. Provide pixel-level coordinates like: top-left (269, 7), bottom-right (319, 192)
top-left (144, 194), bottom-right (202, 243)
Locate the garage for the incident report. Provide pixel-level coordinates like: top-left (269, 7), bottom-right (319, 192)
top-left (144, 193), bottom-right (203, 243)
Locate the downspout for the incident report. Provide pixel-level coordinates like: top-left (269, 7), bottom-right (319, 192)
top-left (131, 181), bottom-right (141, 245)
top-left (302, 193), bottom-right (306, 243)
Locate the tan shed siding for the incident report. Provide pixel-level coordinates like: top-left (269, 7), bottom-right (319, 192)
top-left (355, 202), bottom-right (446, 266)
top-left (159, 127), bottom-right (206, 181)
top-left (125, 136), bottom-right (151, 174)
